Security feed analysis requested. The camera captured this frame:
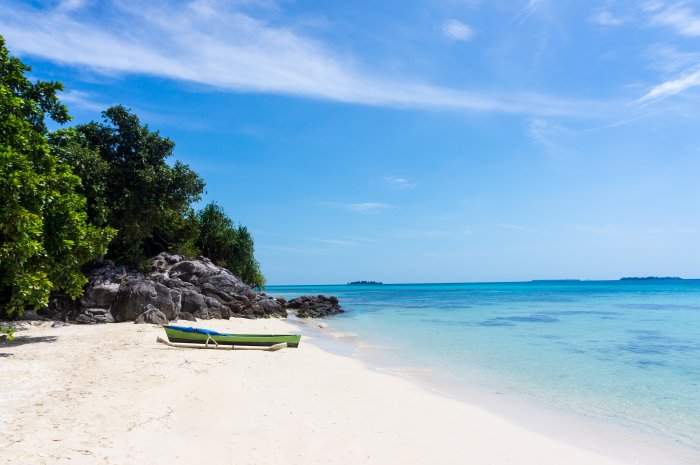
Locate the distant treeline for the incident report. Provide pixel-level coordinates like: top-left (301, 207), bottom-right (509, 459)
top-left (0, 36), bottom-right (263, 323)
top-left (620, 277), bottom-right (682, 281)
top-left (347, 281), bottom-right (383, 285)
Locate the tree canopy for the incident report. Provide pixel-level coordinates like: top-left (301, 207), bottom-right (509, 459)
top-left (197, 203), bottom-right (265, 289)
top-left (72, 105), bottom-right (205, 264)
top-left (0, 36), bottom-right (266, 328)
top-left (0, 36), bottom-right (115, 318)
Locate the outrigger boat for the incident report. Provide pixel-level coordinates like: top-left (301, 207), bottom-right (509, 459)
top-left (161, 325), bottom-right (301, 349)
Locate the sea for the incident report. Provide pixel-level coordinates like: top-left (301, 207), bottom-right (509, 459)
top-left (267, 280), bottom-right (700, 463)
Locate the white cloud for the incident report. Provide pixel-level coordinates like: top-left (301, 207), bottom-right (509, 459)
top-left (347, 202), bottom-right (392, 213)
top-left (323, 202), bottom-right (392, 213)
top-left (637, 67), bottom-right (700, 104)
top-left (589, 11), bottom-right (626, 26)
top-left (526, 118), bottom-right (566, 155)
top-left (57, 0), bottom-right (88, 12)
top-left (649, 3), bottom-right (700, 36)
top-left (515, 0), bottom-right (546, 23)
top-left (0, 0), bottom-right (608, 117)
top-left (442, 19), bottom-right (475, 41)
top-left (645, 44), bottom-right (700, 74)
top-left (384, 176), bottom-right (416, 189)
top-left (498, 223), bottom-right (543, 233)
top-left (59, 89), bottom-right (107, 111)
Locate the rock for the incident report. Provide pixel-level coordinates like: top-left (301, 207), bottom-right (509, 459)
top-left (75, 313), bottom-right (97, 324)
top-left (249, 294), bottom-right (287, 318)
top-left (112, 279), bottom-right (180, 322)
top-left (42, 252), bottom-right (335, 324)
top-left (176, 311), bottom-right (197, 322)
top-left (288, 295), bottom-right (344, 318)
top-left (134, 305), bottom-right (168, 325)
top-left (20, 310), bottom-right (44, 321)
top-left (51, 321), bottom-right (70, 328)
top-left (80, 281), bottom-right (119, 308)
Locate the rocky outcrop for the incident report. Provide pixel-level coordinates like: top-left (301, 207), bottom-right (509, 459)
top-left (37, 253), bottom-right (344, 324)
top-left (43, 253), bottom-right (287, 324)
top-left (287, 295), bottom-right (344, 318)
top-left (134, 305), bottom-right (168, 325)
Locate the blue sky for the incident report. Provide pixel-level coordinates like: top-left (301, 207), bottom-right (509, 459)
top-left (3, 0), bottom-right (700, 284)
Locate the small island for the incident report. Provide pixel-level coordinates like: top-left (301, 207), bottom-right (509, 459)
top-left (347, 280), bottom-right (384, 285)
top-left (620, 277), bottom-right (682, 281)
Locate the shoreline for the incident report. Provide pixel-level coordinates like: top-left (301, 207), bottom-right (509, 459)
top-left (290, 317), bottom-right (700, 465)
top-left (0, 318), bottom-right (695, 465)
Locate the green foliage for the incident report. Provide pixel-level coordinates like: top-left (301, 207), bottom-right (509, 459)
top-left (0, 36), bottom-right (115, 317)
top-left (73, 105), bottom-right (205, 264)
top-left (147, 208), bottom-right (201, 258)
top-left (48, 128), bottom-right (110, 226)
top-left (1, 324), bottom-right (13, 341)
top-left (197, 202), bottom-right (265, 289)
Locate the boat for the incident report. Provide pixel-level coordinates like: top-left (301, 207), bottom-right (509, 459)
top-left (163, 325), bottom-right (301, 348)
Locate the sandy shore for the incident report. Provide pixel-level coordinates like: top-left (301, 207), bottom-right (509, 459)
top-left (0, 318), bottom-right (638, 465)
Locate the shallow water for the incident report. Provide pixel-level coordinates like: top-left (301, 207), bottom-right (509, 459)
top-left (269, 280), bottom-right (700, 456)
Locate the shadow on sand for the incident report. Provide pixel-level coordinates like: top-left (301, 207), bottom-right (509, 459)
top-left (0, 335), bottom-right (58, 347)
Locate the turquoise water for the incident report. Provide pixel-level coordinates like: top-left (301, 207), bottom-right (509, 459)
top-left (268, 281), bottom-right (700, 453)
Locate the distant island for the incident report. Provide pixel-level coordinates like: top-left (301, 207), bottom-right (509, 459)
top-left (347, 281), bottom-right (383, 285)
top-left (620, 277), bottom-right (682, 281)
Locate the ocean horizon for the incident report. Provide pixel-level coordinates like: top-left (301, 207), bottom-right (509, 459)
top-left (269, 279), bottom-right (700, 462)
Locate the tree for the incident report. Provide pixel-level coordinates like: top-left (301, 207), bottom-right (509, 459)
top-left (0, 36), bottom-right (115, 319)
top-left (74, 106), bottom-right (205, 264)
top-left (196, 202), bottom-right (265, 289)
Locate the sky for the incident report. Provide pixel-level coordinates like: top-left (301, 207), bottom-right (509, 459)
top-left (2, 0), bottom-right (700, 284)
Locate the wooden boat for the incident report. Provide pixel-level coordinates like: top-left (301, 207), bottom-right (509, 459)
top-left (163, 325), bottom-right (301, 348)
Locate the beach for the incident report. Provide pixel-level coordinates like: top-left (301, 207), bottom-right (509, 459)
top-left (0, 318), bottom-right (650, 465)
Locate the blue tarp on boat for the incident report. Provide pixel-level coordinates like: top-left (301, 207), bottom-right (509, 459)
top-left (164, 325), bottom-right (224, 336)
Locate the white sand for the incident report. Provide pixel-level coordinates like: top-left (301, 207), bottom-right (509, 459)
top-left (0, 318), bottom-right (637, 465)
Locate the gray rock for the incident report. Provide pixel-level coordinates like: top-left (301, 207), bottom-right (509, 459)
top-left (80, 281), bottom-right (119, 308)
top-left (249, 294), bottom-right (287, 318)
top-left (288, 295), bottom-right (344, 318)
top-left (20, 310), bottom-right (44, 321)
top-left (134, 305), bottom-right (168, 325)
top-left (113, 279), bottom-right (180, 322)
top-left (75, 313), bottom-right (97, 324)
top-left (48, 253), bottom-right (337, 324)
top-left (176, 311), bottom-right (197, 322)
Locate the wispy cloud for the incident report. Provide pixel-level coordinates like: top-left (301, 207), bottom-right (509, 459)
top-left (589, 10), bottom-right (626, 26)
top-left (384, 176), bottom-right (416, 189)
top-left (0, 0), bottom-right (609, 117)
top-left (649, 3), bottom-right (700, 37)
top-left (59, 89), bottom-right (108, 112)
top-left (324, 202), bottom-right (392, 214)
top-left (498, 223), bottom-right (543, 234)
top-left (514, 0), bottom-right (547, 23)
top-left (347, 202), bottom-right (392, 213)
top-left (314, 238), bottom-right (361, 247)
top-left (526, 118), bottom-right (567, 155)
top-left (645, 44), bottom-right (700, 74)
top-left (57, 0), bottom-right (88, 12)
top-left (636, 67), bottom-right (700, 104)
top-left (442, 19), bottom-right (475, 41)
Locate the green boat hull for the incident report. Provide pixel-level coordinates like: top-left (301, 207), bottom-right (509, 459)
top-left (164, 326), bottom-right (301, 348)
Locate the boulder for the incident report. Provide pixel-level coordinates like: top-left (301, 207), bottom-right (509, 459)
top-left (40, 252), bottom-right (344, 324)
top-left (134, 305), bottom-right (168, 326)
top-left (112, 279), bottom-right (180, 322)
top-left (80, 281), bottom-right (119, 309)
top-left (176, 311), bottom-right (197, 322)
top-left (288, 295), bottom-right (344, 318)
top-left (249, 294), bottom-right (287, 318)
